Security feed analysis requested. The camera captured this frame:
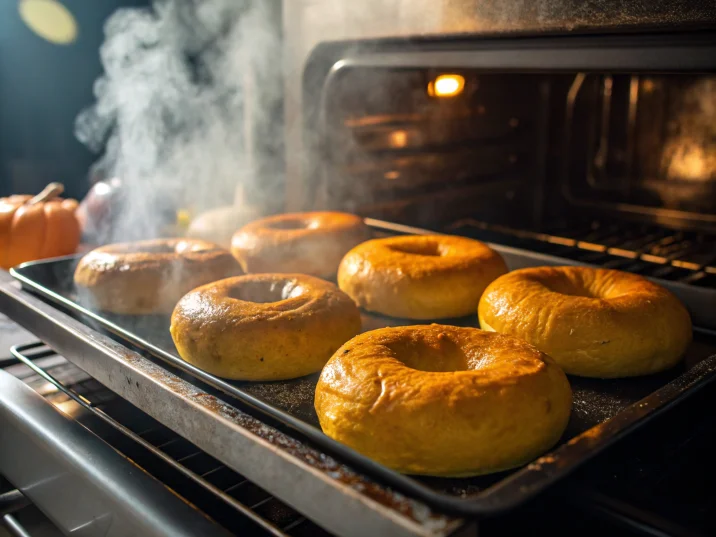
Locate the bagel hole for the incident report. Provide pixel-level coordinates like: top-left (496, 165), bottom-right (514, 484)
top-left (544, 279), bottom-right (598, 298)
top-left (265, 219), bottom-right (310, 231)
top-left (227, 279), bottom-right (304, 303)
top-left (392, 338), bottom-right (471, 372)
top-left (389, 241), bottom-right (443, 257)
top-left (124, 243), bottom-right (176, 254)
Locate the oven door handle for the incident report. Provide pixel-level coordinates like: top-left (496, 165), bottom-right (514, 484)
top-left (0, 489), bottom-right (30, 517)
top-left (0, 369), bottom-right (231, 537)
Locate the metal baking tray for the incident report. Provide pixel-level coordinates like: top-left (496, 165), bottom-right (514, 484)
top-left (10, 218), bottom-right (716, 517)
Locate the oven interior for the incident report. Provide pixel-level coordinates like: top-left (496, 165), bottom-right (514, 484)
top-left (2, 29), bottom-right (716, 537)
top-left (311, 43), bottom-right (716, 291)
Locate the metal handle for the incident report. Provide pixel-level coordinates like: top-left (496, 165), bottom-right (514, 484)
top-left (0, 488), bottom-right (37, 536)
top-left (3, 515), bottom-right (33, 537)
top-left (0, 490), bottom-right (30, 517)
top-left (0, 369), bottom-right (231, 537)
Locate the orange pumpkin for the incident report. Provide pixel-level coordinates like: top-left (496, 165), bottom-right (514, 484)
top-left (0, 183), bottom-right (81, 270)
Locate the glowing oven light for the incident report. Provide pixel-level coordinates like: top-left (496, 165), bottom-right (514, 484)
top-left (389, 130), bottom-right (408, 148)
top-left (428, 74), bottom-right (465, 98)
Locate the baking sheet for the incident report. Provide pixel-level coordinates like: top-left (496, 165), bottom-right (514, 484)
top-left (11, 220), bottom-right (716, 516)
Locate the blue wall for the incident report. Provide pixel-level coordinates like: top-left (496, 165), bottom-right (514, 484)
top-left (0, 0), bottom-right (148, 200)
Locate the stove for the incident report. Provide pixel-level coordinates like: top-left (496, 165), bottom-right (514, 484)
top-left (1, 0), bottom-right (716, 535)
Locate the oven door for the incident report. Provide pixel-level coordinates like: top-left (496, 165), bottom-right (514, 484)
top-left (0, 368), bottom-right (230, 537)
top-left (300, 32), bottom-right (716, 228)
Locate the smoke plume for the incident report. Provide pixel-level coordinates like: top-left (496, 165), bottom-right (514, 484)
top-left (75, 0), bottom-right (282, 243)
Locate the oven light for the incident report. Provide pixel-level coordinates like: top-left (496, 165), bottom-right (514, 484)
top-left (389, 130), bottom-right (408, 148)
top-left (428, 74), bottom-right (465, 98)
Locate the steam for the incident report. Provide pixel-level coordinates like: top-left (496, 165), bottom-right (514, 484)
top-left (75, 0), bottom-right (282, 244)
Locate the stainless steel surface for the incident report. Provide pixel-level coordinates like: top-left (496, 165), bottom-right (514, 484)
top-left (9, 342), bottom-right (293, 537)
top-left (285, 0), bottom-right (715, 57)
top-left (0, 368), bottom-right (230, 537)
top-left (2, 507), bottom-right (64, 537)
top-left (0, 481), bottom-right (60, 537)
top-left (0, 507), bottom-right (65, 537)
top-left (0, 492), bottom-right (28, 518)
top-left (3, 515), bottom-right (32, 537)
top-left (0, 271), bottom-right (466, 537)
top-left (3, 516), bottom-right (32, 537)
top-left (283, 0), bottom-right (716, 211)
top-left (287, 37), bottom-right (716, 212)
top-left (0, 315), bottom-right (38, 356)
top-left (8, 341), bottom-right (343, 536)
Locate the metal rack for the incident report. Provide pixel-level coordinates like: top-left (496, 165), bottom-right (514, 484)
top-left (7, 344), bottom-right (703, 537)
top-left (448, 218), bottom-right (716, 287)
top-left (5, 342), bottom-right (329, 537)
top-left (0, 268), bottom-right (465, 537)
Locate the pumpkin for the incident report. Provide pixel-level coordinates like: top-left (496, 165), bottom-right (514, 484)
top-left (0, 182), bottom-right (81, 270)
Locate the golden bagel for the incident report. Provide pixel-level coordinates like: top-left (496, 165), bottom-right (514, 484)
top-left (337, 235), bottom-right (507, 319)
top-left (315, 325), bottom-right (571, 476)
top-left (231, 211), bottom-right (369, 278)
top-left (478, 266), bottom-right (692, 378)
top-left (74, 239), bottom-right (241, 315)
top-left (170, 274), bottom-right (361, 380)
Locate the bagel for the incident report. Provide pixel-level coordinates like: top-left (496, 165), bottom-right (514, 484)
top-left (170, 274), bottom-right (361, 380)
top-left (231, 211), bottom-right (369, 278)
top-left (74, 239), bottom-right (241, 315)
top-left (337, 234), bottom-right (507, 319)
top-left (315, 324), bottom-right (572, 476)
top-left (478, 266), bottom-right (692, 378)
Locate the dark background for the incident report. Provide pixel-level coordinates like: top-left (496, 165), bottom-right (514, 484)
top-left (0, 0), bottom-right (148, 201)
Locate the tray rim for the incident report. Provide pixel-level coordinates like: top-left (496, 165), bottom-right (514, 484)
top-left (9, 220), bottom-right (716, 517)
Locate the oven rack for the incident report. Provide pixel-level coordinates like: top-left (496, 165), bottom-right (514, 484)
top-left (5, 341), bottom-right (716, 537)
top-left (448, 218), bottom-right (716, 288)
top-left (0, 268), bottom-right (465, 537)
top-left (5, 342), bottom-right (330, 537)
top-left (5, 343), bottom-right (705, 537)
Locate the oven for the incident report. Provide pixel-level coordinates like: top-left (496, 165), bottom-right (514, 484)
top-left (291, 32), bottom-right (716, 325)
top-left (2, 1), bottom-right (716, 536)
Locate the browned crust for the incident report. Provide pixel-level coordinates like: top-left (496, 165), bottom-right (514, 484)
top-left (231, 212), bottom-right (370, 278)
top-left (170, 273), bottom-right (362, 380)
top-left (338, 234), bottom-right (507, 319)
top-left (478, 266), bottom-right (693, 378)
top-left (315, 325), bottom-right (572, 476)
top-left (74, 239), bottom-right (242, 314)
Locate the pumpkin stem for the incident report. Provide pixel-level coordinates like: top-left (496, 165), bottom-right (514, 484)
top-left (27, 182), bottom-right (64, 205)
